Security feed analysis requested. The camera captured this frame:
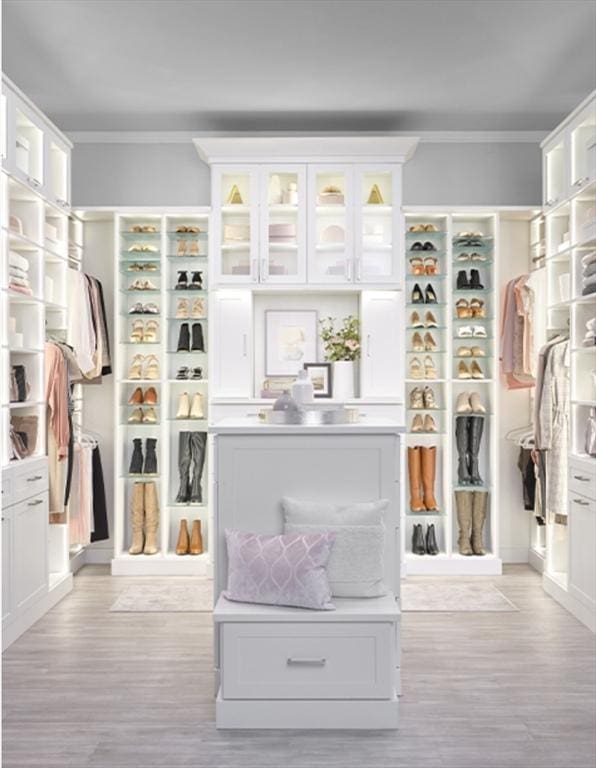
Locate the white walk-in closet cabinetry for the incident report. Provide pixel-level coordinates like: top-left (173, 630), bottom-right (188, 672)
top-left (538, 90), bottom-right (596, 632)
top-left (1, 75), bottom-right (74, 649)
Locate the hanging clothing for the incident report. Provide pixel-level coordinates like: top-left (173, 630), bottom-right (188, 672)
top-left (66, 271), bottom-right (112, 380)
top-left (69, 441), bottom-right (94, 548)
top-left (500, 275), bottom-right (535, 389)
top-left (517, 447), bottom-right (536, 511)
top-left (537, 340), bottom-right (570, 522)
top-left (90, 446), bottom-right (109, 542)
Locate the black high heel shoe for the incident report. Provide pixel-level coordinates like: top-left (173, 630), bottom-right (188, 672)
top-left (411, 283), bottom-right (425, 303)
top-left (424, 284), bottom-right (438, 304)
top-left (190, 271), bottom-right (203, 290)
top-left (175, 270), bottom-right (189, 290)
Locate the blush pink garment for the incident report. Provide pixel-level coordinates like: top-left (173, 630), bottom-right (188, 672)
top-left (45, 343), bottom-right (70, 459)
top-left (224, 529), bottom-right (336, 610)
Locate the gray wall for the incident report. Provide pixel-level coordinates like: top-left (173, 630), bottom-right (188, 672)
top-left (72, 141), bottom-right (542, 208)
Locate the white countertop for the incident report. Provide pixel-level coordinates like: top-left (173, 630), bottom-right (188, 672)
top-left (209, 416), bottom-right (406, 435)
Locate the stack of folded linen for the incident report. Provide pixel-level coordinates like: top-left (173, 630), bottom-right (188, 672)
top-left (582, 250), bottom-right (596, 297)
top-left (8, 251), bottom-right (32, 295)
top-left (582, 316), bottom-right (596, 347)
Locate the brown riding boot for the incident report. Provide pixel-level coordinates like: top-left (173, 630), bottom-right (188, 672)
top-left (407, 446), bottom-right (425, 512)
top-left (420, 445), bottom-right (438, 511)
top-left (128, 482), bottom-right (145, 555)
top-left (471, 491), bottom-right (488, 555)
top-left (176, 519), bottom-right (190, 555)
top-left (189, 520), bottom-right (204, 555)
top-left (455, 490), bottom-right (474, 555)
top-left (143, 481), bottom-right (160, 555)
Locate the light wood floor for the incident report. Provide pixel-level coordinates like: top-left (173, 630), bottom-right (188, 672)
top-left (2, 565), bottom-right (595, 768)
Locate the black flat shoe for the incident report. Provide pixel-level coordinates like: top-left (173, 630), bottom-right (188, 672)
top-left (175, 366), bottom-right (191, 380)
top-left (191, 367), bottom-right (203, 380)
top-left (424, 283), bottom-right (438, 303)
top-left (411, 283), bottom-right (424, 303)
top-left (410, 241), bottom-right (424, 251)
top-left (422, 241), bottom-right (437, 251)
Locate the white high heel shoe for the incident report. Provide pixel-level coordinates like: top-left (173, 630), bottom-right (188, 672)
top-left (190, 392), bottom-right (204, 419)
top-left (176, 392), bottom-right (190, 419)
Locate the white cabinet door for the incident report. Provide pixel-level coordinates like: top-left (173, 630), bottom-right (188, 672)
top-left (212, 166), bottom-right (259, 284)
top-left (569, 493), bottom-right (596, 607)
top-left (307, 164), bottom-right (354, 284)
top-left (13, 493), bottom-right (48, 612)
top-left (212, 291), bottom-right (252, 397)
top-left (45, 130), bottom-right (71, 210)
top-left (354, 165), bottom-right (402, 284)
top-left (360, 290), bottom-right (403, 398)
top-left (10, 96), bottom-right (46, 192)
top-left (259, 165), bottom-right (307, 284)
top-left (2, 510), bottom-right (13, 625)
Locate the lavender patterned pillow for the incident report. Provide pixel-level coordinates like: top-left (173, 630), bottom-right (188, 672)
top-left (223, 529), bottom-right (336, 610)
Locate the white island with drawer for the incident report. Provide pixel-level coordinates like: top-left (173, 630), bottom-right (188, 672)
top-left (210, 417), bottom-right (404, 729)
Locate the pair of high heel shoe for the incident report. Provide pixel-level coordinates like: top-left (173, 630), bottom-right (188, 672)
top-left (128, 407), bottom-right (157, 424)
top-left (411, 332), bottom-right (437, 352)
top-left (411, 414), bottom-right (437, 433)
top-left (457, 360), bottom-right (484, 379)
top-left (457, 324), bottom-right (487, 338)
top-left (129, 354), bottom-right (159, 380)
top-left (410, 256), bottom-right (438, 276)
top-left (408, 223), bottom-right (439, 233)
top-left (130, 319), bottom-right (158, 343)
top-left (177, 239), bottom-right (200, 257)
top-left (455, 298), bottom-right (485, 318)
top-left (411, 283), bottom-right (437, 304)
top-left (410, 310), bottom-right (437, 328)
top-left (456, 345), bottom-right (485, 358)
top-left (176, 298), bottom-right (205, 319)
top-left (175, 270), bottom-right (203, 290)
top-left (129, 302), bottom-right (159, 315)
top-left (455, 391), bottom-right (486, 414)
top-left (410, 356), bottom-right (437, 380)
top-left (129, 279), bottom-right (158, 291)
top-left (409, 386), bottom-right (438, 410)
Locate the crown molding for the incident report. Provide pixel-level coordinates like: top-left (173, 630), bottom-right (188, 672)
top-left (67, 129), bottom-right (546, 145)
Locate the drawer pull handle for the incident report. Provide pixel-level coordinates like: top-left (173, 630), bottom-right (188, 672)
top-left (27, 499), bottom-right (43, 507)
top-left (287, 657), bottom-right (326, 667)
top-left (573, 475), bottom-right (590, 482)
top-left (26, 475), bottom-right (42, 482)
top-left (573, 498), bottom-right (589, 506)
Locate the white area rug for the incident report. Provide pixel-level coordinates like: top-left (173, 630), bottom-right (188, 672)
top-left (110, 580), bottom-right (213, 612)
top-left (401, 582), bottom-right (518, 612)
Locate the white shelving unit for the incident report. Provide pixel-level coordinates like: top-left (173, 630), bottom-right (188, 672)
top-left (539, 91), bottom-right (596, 632)
top-left (1, 75), bottom-right (74, 650)
top-left (112, 209), bottom-right (212, 575)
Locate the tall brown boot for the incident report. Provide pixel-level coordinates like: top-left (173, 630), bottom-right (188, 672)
top-left (129, 482), bottom-right (145, 555)
top-left (455, 490), bottom-right (473, 555)
top-left (420, 446), bottom-right (438, 511)
top-left (176, 519), bottom-right (190, 555)
top-left (471, 491), bottom-right (488, 555)
top-left (143, 481), bottom-right (160, 555)
top-left (407, 447), bottom-right (424, 512)
top-left (189, 520), bottom-right (203, 555)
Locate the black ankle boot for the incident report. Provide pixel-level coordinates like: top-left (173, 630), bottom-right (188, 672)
top-left (411, 283), bottom-right (424, 304)
top-left (129, 439), bottom-right (143, 475)
top-left (190, 271), bottom-right (203, 290)
top-left (175, 271), bottom-right (188, 290)
top-left (144, 438), bottom-right (158, 475)
top-left (470, 269), bottom-right (484, 290)
top-left (456, 270), bottom-right (470, 290)
top-left (412, 524), bottom-right (426, 555)
top-left (425, 523), bottom-right (439, 555)
top-left (177, 322), bottom-right (190, 351)
top-left (424, 283), bottom-right (437, 303)
top-left (191, 322), bottom-right (205, 352)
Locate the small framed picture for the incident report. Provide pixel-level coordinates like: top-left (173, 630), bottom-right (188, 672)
top-left (304, 362), bottom-right (332, 399)
top-left (265, 310), bottom-right (318, 376)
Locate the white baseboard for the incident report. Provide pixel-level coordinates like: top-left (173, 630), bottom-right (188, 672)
top-left (84, 547), bottom-right (112, 565)
top-left (501, 547), bottom-right (530, 564)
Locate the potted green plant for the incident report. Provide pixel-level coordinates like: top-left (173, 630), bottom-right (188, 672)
top-left (319, 315), bottom-right (361, 400)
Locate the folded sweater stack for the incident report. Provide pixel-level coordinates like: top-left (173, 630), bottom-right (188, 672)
top-left (583, 316), bottom-right (596, 347)
top-left (8, 250), bottom-right (32, 295)
top-left (581, 250), bottom-right (596, 297)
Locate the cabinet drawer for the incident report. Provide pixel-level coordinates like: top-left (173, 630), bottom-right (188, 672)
top-left (1, 474), bottom-right (13, 509)
top-left (222, 621), bottom-right (395, 700)
top-left (569, 493), bottom-right (596, 516)
top-left (569, 464), bottom-right (596, 500)
top-left (6, 459), bottom-right (48, 506)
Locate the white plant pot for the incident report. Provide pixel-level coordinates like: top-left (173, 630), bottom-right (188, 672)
top-left (332, 361), bottom-right (356, 401)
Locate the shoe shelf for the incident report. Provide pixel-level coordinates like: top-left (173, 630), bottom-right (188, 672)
top-left (113, 210), bottom-right (211, 576)
top-left (403, 210), bottom-right (502, 575)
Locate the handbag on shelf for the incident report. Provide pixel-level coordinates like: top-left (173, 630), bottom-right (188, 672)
top-left (585, 408), bottom-right (596, 458)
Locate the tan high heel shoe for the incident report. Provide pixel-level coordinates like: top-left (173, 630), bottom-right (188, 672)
top-left (457, 361), bottom-right (472, 379)
top-left (129, 354), bottom-right (145, 380)
top-left (424, 311), bottom-right (438, 328)
top-left (191, 298), bottom-right (205, 318)
top-left (470, 298), bottom-right (486, 318)
top-left (142, 407), bottom-right (157, 424)
top-left (423, 332), bottom-right (438, 352)
top-left (471, 345), bottom-right (485, 357)
top-left (189, 520), bottom-right (204, 555)
top-left (411, 332), bottom-right (425, 352)
top-left (176, 392), bottom-right (191, 419)
top-left (128, 386), bottom-right (144, 405)
top-left (190, 392), bottom-right (204, 419)
top-left (456, 346), bottom-right (472, 357)
top-left (177, 239), bottom-right (188, 257)
top-left (456, 299), bottom-right (472, 319)
top-left (470, 360), bottom-right (485, 379)
top-left (144, 355), bottom-right (160, 380)
top-left (423, 414), bottom-right (437, 433)
top-left (424, 257), bottom-right (438, 275)
top-left (130, 320), bottom-right (144, 343)
top-left (176, 519), bottom-right (190, 555)
top-left (128, 407), bottom-right (144, 424)
top-left (411, 414), bottom-right (424, 432)
top-left (409, 357), bottom-right (423, 380)
top-left (410, 311), bottom-right (424, 328)
top-left (144, 320), bottom-right (159, 343)
top-left (424, 356), bottom-right (437, 379)
top-left (144, 386), bottom-right (158, 405)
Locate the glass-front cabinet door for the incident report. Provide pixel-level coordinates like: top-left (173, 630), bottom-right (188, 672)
top-left (213, 166), bottom-right (259, 283)
top-left (355, 166), bottom-right (401, 283)
top-left (259, 165), bottom-right (306, 283)
top-left (307, 165), bottom-right (353, 283)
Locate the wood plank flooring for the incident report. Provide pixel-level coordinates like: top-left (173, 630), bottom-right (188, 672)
top-left (2, 565), bottom-right (595, 768)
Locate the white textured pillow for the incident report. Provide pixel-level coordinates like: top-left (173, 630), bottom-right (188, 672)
top-left (282, 497), bottom-right (388, 598)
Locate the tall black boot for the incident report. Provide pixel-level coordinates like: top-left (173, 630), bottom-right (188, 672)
top-left (189, 432), bottom-right (207, 503)
top-left (455, 415), bottom-right (471, 485)
top-left (143, 438), bottom-right (158, 475)
top-left (176, 431), bottom-right (192, 503)
top-left (468, 416), bottom-right (484, 485)
top-left (177, 322), bottom-right (190, 352)
top-left (129, 438), bottom-right (143, 475)
top-left (191, 322), bottom-right (205, 352)
top-left (425, 523), bottom-right (439, 555)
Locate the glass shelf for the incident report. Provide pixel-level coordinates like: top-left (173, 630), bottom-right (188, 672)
top-left (406, 302), bottom-right (447, 308)
top-left (166, 231), bottom-right (208, 241)
top-left (166, 289), bottom-right (207, 295)
top-left (406, 274), bottom-right (447, 280)
top-left (167, 350), bottom-right (207, 355)
top-left (120, 252), bottom-right (161, 260)
top-left (452, 243), bottom-right (493, 252)
top-left (452, 288), bottom-right (491, 294)
top-left (121, 289), bottom-right (161, 295)
top-left (406, 230), bottom-right (446, 237)
top-left (122, 420), bottom-right (161, 427)
top-left (167, 316), bottom-right (208, 322)
top-left (120, 266), bottom-right (161, 275)
top-left (121, 341), bottom-right (161, 346)
top-left (120, 231), bottom-right (161, 241)
top-left (166, 254), bottom-right (208, 261)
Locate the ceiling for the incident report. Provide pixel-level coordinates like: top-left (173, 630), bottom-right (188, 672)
top-left (2, 0), bottom-right (596, 133)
